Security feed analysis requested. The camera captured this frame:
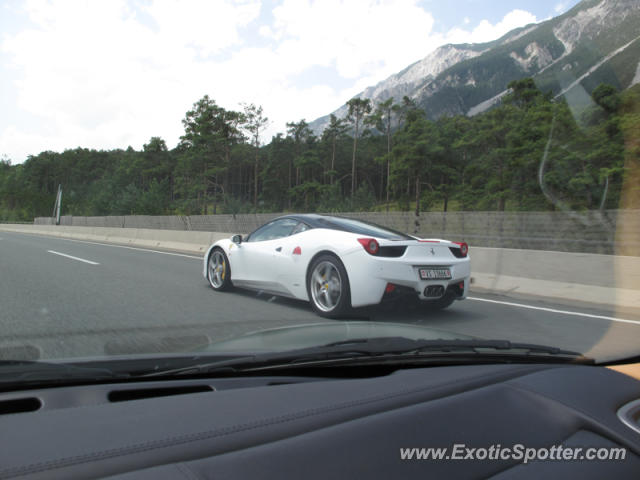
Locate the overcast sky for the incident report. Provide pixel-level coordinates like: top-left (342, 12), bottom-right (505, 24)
top-left (0, 0), bottom-right (581, 163)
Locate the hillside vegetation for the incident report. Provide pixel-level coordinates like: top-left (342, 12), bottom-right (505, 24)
top-left (1, 80), bottom-right (638, 221)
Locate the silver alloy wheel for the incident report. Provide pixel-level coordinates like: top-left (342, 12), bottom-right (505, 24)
top-left (310, 260), bottom-right (342, 312)
top-left (208, 250), bottom-right (226, 288)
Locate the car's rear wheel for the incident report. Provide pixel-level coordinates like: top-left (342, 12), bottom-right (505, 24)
top-left (207, 248), bottom-right (233, 291)
top-left (307, 254), bottom-right (350, 318)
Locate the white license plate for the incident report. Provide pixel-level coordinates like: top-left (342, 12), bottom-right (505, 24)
top-left (419, 268), bottom-right (451, 280)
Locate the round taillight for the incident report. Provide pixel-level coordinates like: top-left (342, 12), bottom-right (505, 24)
top-left (357, 238), bottom-right (380, 255)
top-left (453, 241), bottom-right (468, 257)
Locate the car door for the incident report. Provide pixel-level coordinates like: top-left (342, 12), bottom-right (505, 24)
top-left (268, 221), bottom-right (312, 297)
top-left (230, 218), bottom-right (299, 292)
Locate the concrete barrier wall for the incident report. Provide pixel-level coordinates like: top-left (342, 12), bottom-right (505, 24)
top-left (34, 209), bottom-right (640, 255)
top-left (3, 224), bottom-right (639, 310)
top-left (469, 246), bottom-right (640, 310)
top-left (470, 247), bottom-right (640, 288)
top-left (0, 224), bottom-right (233, 255)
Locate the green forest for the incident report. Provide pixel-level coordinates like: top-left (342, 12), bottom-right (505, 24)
top-left (1, 78), bottom-right (638, 222)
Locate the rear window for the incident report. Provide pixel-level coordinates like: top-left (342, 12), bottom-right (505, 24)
top-left (317, 217), bottom-right (412, 240)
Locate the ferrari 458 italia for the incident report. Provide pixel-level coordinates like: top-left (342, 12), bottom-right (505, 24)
top-left (203, 214), bottom-right (470, 317)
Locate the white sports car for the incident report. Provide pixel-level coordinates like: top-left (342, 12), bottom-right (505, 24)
top-left (203, 214), bottom-right (470, 318)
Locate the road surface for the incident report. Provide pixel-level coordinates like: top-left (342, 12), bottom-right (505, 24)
top-left (1, 231), bottom-right (639, 362)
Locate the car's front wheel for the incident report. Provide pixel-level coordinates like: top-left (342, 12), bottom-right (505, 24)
top-left (307, 254), bottom-right (351, 318)
top-left (207, 248), bottom-right (233, 291)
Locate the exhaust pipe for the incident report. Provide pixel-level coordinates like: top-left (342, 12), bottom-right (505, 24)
top-left (423, 285), bottom-right (445, 298)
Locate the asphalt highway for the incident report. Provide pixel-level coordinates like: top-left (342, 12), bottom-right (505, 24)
top-left (1, 231), bottom-right (639, 362)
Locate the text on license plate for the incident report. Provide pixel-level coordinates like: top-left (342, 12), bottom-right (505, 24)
top-left (419, 268), bottom-right (452, 280)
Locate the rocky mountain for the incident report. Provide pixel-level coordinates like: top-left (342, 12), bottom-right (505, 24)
top-left (309, 0), bottom-right (640, 133)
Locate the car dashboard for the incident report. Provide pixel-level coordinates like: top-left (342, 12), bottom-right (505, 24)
top-left (0, 363), bottom-right (639, 479)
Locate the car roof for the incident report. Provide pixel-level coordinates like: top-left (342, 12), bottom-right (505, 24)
top-left (274, 213), bottom-right (337, 228)
top-left (273, 214), bottom-right (413, 240)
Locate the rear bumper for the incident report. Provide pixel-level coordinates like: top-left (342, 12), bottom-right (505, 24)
top-left (343, 249), bottom-right (471, 308)
top-left (382, 281), bottom-right (467, 303)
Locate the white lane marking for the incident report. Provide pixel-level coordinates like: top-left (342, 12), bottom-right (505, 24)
top-left (9, 231), bottom-right (202, 260)
top-left (47, 250), bottom-right (100, 265)
top-left (57, 239), bottom-right (203, 259)
top-left (468, 296), bottom-right (640, 326)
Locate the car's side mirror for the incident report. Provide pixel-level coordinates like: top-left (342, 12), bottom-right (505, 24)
top-left (231, 234), bottom-right (243, 245)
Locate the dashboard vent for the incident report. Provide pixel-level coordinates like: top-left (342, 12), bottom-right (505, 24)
top-left (108, 385), bottom-right (213, 403)
top-left (0, 397), bottom-right (42, 415)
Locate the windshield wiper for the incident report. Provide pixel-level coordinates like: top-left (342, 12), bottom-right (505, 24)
top-left (141, 337), bottom-right (593, 377)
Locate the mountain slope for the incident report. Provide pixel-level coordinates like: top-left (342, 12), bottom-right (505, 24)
top-left (309, 0), bottom-right (640, 133)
